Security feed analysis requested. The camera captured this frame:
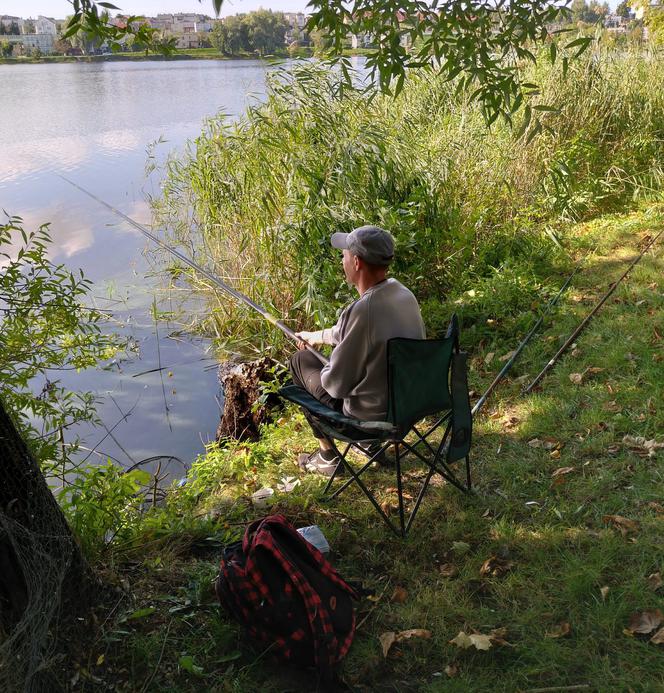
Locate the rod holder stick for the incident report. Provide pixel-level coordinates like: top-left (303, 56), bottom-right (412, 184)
top-left (471, 265), bottom-right (580, 416)
top-left (61, 175), bottom-right (328, 366)
top-left (524, 227), bottom-right (664, 394)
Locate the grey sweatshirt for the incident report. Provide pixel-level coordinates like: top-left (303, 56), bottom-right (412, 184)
top-left (316, 278), bottom-right (425, 420)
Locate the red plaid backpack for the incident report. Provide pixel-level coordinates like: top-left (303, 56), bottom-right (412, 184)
top-left (215, 514), bottom-right (358, 679)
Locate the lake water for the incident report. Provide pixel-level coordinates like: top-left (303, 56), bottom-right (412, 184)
top-left (0, 59), bottom-right (278, 477)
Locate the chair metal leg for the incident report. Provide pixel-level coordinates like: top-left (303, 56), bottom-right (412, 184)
top-left (323, 442), bottom-right (351, 495)
top-left (405, 454), bottom-right (438, 535)
top-left (325, 440), bottom-right (402, 537)
top-left (395, 443), bottom-right (406, 538)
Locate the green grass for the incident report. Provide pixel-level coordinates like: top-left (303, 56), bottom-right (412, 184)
top-left (79, 206), bottom-right (663, 691)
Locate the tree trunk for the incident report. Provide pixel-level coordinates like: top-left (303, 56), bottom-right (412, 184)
top-left (0, 397), bottom-right (94, 689)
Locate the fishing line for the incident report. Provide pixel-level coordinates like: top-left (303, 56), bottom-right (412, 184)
top-left (61, 176), bottom-right (329, 366)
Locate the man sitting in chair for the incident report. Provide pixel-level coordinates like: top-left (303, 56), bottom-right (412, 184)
top-left (291, 225), bottom-right (425, 476)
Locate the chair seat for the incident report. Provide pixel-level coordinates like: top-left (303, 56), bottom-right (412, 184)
top-left (279, 385), bottom-right (397, 442)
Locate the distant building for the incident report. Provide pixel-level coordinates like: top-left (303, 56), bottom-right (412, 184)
top-left (0, 15), bottom-right (24, 33)
top-left (604, 14), bottom-right (630, 31)
top-left (283, 12), bottom-right (307, 30)
top-left (3, 33), bottom-right (55, 54)
top-left (35, 16), bottom-right (57, 35)
top-left (147, 12), bottom-right (212, 48)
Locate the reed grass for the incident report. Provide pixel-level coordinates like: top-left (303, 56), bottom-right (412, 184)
top-left (155, 48), bottom-right (664, 357)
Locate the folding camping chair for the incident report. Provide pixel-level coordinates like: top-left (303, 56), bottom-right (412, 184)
top-left (279, 314), bottom-right (472, 537)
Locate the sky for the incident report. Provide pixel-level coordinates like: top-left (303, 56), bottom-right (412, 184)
top-left (1, 0), bottom-right (312, 19)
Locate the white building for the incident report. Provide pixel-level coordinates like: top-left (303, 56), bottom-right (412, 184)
top-left (283, 12), bottom-right (307, 29)
top-left (35, 16), bottom-right (57, 35)
top-left (3, 33), bottom-right (55, 54)
top-left (148, 12), bottom-right (212, 46)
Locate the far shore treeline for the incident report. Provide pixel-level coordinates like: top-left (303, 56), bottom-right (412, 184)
top-left (0, 1), bottom-right (658, 62)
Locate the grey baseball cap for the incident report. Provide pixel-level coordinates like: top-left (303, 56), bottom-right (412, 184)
top-left (330, 225), bottom-right (395, 266)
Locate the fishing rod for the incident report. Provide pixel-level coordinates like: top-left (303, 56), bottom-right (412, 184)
top-left (471, 263), bottom-right (581, 416)
top-left (60, 176), bottom-right (329, 366)
top-left (524, 226), bottom-right (664, 393)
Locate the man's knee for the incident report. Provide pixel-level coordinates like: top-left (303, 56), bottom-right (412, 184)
top-left (289, 349), bottom-right (322, 385)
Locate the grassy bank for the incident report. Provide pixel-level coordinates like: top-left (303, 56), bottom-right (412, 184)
top-left (0, 49), bottom-right (257, 65)
top-left (70, 206), bottom-right (663, 691)
top-left (0, 48), bottom-right (369, 65)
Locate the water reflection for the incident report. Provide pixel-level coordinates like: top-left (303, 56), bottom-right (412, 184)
top-left (0, 59), bottom-right (272, 476)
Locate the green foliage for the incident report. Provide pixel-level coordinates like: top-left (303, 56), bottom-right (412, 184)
top-left (211, 11), bottom-right (289, 56)
top-left (569, 0), bottom-right (610, 25)
top-left (58, 461), bottom-right (150, 557)
top-left (306, 0), bottom-right (586, 126)
top-left (0, 215), bottom-right (123, 475)
top-left (632, 0), bottom-right (664, 45)
top-left (155, 52), bottom-right (664, 359)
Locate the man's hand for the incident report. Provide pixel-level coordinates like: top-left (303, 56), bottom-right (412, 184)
top-left (295, 331), bottom-right (318, 350)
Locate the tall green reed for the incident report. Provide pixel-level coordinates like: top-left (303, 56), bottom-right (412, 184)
top-left (155, 49), bottom-right (664, 357)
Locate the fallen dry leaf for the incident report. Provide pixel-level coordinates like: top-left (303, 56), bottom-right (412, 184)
top-left (499, 350), bottom-right (517, 362)
top-left (647, 573), bottom-right (662, 591)
top-left (480, 555), bottom-right (513, 577)
top-left (542, 437), bottom-right (561, 450)
top-left (551, 466), bottom-right (575, 478)
top-left (650, 627), bottom-right (664, 645)
top-left (391, 586), bottom-right (408, 604)
top-left (468, 633), bottom-right (492, 650)
top-left (484, 352), bottom-right (495, 364)
top-left (398, 629), bottom-right (432, 641)
top-left (603, 400), bottom-right (622, 413)
top-left (623, 435), bottom-right (664, 459)
top-left (444, 663), bottom-right (459, 677)
top-left (380, 500), bottom-right (397, 516)
top-left (626, 609), bottom-right (663, 635)
top-left (449, 631), bottom-right (493, 651)
top-left (569, 372), bottom-right (584, 385)
top-left (549, 449), bottom-right (561, 460)
top-left (646, 501), bottom-right (664, 515)
top-left (600, 586), bottom-right (610, 601)
top-left (603, 514), bottom-right (640, 536)
top-left (528, 438), bottom-right (544, 448)
top-left (488, 627), bottom-right (511, 646)
top-left (379, 629), bottom-right (432, 657)
top-left (545, 622), bottom-right (571, 639)
top-left (439, 563), bottom-right (459, 578)
top-left (379, 631), bottom-right (396, 657)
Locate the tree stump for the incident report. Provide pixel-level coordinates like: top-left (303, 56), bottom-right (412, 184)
top-left (216, 358), bottom-right (278, 441)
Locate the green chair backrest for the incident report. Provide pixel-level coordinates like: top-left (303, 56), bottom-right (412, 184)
top-left (386, 337), bottom-right (455, 427)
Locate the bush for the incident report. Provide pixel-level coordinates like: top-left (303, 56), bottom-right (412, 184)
top-left (0, 215), bottom-right (123, 477)
top-left (155, 50), bottom-right (664, 357)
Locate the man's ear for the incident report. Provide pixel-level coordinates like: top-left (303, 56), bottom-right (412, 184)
top-left (354, 255), bottom-right (362, 271)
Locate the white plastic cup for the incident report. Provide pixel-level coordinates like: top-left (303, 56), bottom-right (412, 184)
top-left (251, 487), bottom-right (274, 509)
